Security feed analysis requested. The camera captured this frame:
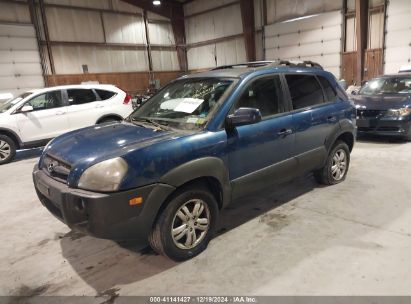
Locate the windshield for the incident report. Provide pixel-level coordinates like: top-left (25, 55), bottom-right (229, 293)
top-left (129, 78), bottom-right (233, 130)
top-left (359, 77), bottom-right (411, 95)
top-left (0, 92), bottom-right (31, 113)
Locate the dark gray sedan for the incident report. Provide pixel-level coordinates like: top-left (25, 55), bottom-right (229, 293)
top-left (351, 74), bottom-right (411, 141)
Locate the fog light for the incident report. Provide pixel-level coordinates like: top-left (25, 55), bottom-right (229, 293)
top-left (129, 197), bottom-right (143, 206)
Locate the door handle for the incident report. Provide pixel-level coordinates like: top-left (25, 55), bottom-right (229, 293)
top-left (327, 115), bottom-right (337, 122)
top-left (277, 128), bottom-right (293, 136)
top-left (55, 111), bottom-right (66, 115)
top-left (95, 104), bottom-right (105, 108)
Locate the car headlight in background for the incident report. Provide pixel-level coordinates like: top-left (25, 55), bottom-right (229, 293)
top-left (78, 157), bottom-right (128, 192)
top-left (385, 108), bottom-right (411, 117)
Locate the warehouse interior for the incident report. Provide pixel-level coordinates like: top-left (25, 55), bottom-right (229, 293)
top-left (1, 0), bottom-right (411, 300)
top-left (1, 0), bottom-right (410, 97)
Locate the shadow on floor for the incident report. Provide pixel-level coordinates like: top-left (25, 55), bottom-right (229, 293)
top-left (59, 174), bottom-right (317, 294)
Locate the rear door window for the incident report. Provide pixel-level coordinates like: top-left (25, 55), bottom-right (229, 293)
top-left (96, 89), bottom-right (116, 100)
top-left (317, 76), bottom-right (337, 102)
top-left (67, 89), bottom-right (97, 105)
top-left (285, 74), bottom-right (325, 110)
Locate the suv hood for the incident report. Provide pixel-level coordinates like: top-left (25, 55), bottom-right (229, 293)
top-left (43, 122), bottom-right (182, 168)
top-left (352, 94), bottom-right (411, 110)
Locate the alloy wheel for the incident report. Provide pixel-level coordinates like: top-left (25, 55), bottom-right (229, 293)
top-left (171, 199), bottom-right (210, 250)
top-left (331, 149), bottom-right (347, 181)
top-left (0, 140), bottom-right (11, 161)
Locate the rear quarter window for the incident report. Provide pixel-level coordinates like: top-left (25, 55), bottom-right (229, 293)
top-left (96, 89), bottom-right (117, 100)
top-left (317, 76), bottom-right (338, 102)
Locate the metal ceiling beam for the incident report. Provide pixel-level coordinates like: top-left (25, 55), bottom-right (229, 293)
top-left (355, 0), bottom-right (368, 84)
top-left (240, 0), bottom-right (256, 62)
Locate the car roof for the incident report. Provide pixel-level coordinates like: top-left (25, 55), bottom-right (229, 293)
top-left (26, 84), bottom-right (119, 95)
top-left (178, 61), bottom-right (329, 81)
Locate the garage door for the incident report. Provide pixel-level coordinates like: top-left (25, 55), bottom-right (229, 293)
top-left (384, 0), bottom-right (411, 74)
top-left (0, 23), bottom-right (44, 97)
top-left (264, 11), bottom-right (342, 79)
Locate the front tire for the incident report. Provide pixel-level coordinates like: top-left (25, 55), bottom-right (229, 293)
top-left (149, 184), bottom-right (219, 261)
top-left (0, 135), bottom-right (16, 165)
top-left (314, 140), bottom-right (350, 185)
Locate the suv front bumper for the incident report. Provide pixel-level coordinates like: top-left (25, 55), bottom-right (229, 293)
top-left (356, 117), bottom-right (411, 137)
top-left (33, 166), bottom-right (175, 241)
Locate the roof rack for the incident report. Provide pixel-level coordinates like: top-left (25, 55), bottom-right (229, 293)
top-left (210, 61), bottom-right (276, 70)
top-left (211, 60), bottom-right (323, 71)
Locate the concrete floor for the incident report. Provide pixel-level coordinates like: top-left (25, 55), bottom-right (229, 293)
top-left (0, 138), bottom-right (410, 298)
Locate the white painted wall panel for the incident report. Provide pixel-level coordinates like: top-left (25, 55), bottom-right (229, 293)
top-left (215, 37), bottom-right (246, 66)
top-left (0, 2), bottom-right (31, 23)
top-left (45, 0), bottom-right (110, 10)
top-left (46, 7), bottom-right (105, 42)
top-left (185, 4), bottom-right (243, 44)
top-left (103, 12), bottom-right (146, 44)
top-left (152, 50), bottom-right (179, 71)
top-left (187, 37), bottom-right (246, 70)
top-left (265, 11), bottom-right (342, 78)
top-left (384, 0), bottom-right (411, 74)
top-left (187, 45), bottom-right (216, 70)
top-left (184, 0), bottom-right (238, 16)
top-left (148, 23), bottom-right (175, 45)
top-left (52, 46), bottom-right (149, 74)
top-left (0, 23), bottom-right (44, 96)
top-left (147, 12), bottom-right (169, 21)
top-left (111, 0), bottom-right (142, 14)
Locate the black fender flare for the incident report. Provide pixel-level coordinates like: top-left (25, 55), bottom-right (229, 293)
top-left (325, 119), bottom-right (356, 152)
top-left (160, 157), bottom-right (231, 208)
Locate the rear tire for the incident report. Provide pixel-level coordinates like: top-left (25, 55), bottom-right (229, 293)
top-left (149, 184), bottom-right (219, 261)
top-left (0, 135), bottom-right (16, 165)
top-left (314, 140), bottom-right (350, 185)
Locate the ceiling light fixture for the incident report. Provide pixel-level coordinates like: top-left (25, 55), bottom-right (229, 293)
top-left (153, 0), bottom-right (161, 5)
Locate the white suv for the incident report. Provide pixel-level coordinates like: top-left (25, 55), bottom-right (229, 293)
top-left (0, 84), bottom-right (133, 164)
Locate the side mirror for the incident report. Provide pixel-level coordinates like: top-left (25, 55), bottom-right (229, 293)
top-left (20, 105), bottom-right (34, 113)
top-left (226, 107), bottom-right (262, 128)
top-left (351, 90), bottom-right (358, 96)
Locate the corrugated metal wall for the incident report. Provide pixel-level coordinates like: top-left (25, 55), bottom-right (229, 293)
top-left (184, 0), bottom-right (246, 70)
top-left (384, 0), bottom-right (411, 74)
top-left (0, 2), bottom-right (44, 96)
top-left (41, 0), bottom-right (179, 74)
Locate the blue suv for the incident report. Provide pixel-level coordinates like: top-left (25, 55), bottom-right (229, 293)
top-left (33, 61), bottom-right (356, 261)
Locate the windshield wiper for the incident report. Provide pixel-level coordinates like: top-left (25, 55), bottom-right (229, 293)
top-left (142, 118), bottom-right (172, 131)
top-left (129, 117), bottom-right (171, 131)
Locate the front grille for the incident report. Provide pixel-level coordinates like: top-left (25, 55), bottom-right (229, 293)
top-left (42, 154), bottom-right (71, 183)
top-left (357, 109), bottom-right (385, 118)
top-left (358, 126), bottom-right (401, 132)
top-left (378, 126), bottom-right (400, 132)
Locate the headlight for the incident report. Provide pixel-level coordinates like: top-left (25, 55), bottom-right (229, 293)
top-left (78, 157), bottom-right (128, 192)
top-left (385, 108), bottom-right (411, 117)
